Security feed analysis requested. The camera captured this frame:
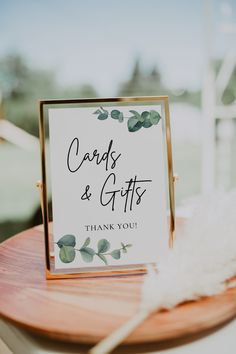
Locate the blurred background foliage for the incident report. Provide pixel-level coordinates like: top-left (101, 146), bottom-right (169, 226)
top-left (0, 54), bottom-right (98, 137)
top-left (0, 53), bottom-right (201, 137)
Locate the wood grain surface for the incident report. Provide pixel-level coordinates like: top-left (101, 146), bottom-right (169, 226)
top-left (0, 221), bottom-right (236, 345)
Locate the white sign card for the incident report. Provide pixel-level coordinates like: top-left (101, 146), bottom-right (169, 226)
top-left (39, 97), bottom-right (175, 278)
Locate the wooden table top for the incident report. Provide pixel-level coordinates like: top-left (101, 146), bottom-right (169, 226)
top-left (0, 221), bottom-right (236, 345)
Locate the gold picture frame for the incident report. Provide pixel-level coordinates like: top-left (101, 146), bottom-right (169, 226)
top-left (38, 96), bottom-right (175, 279)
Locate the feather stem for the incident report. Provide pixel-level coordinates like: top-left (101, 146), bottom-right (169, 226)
top-left (88, 308), bottom-right (150, 354)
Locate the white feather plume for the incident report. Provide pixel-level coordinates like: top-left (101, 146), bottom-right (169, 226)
top-left (141, 190), bottom-right (236, 313)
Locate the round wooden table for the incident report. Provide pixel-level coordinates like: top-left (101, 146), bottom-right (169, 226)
top-left (1, 222), bottom-right (236, 347)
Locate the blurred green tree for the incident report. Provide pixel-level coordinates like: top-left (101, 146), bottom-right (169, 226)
top-left (118, 58), bottom-right (200, 106)
top-left (0, 54), bottom-right (98, 136)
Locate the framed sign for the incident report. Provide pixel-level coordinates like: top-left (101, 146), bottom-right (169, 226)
top-left (38, 96), bottom-right (175, 279)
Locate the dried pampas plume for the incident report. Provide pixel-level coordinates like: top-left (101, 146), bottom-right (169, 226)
top-left (89, 191), bottom-right (236, 354)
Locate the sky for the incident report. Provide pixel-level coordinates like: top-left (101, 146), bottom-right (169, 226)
top-left (0, 0), bottom-right (235, 95)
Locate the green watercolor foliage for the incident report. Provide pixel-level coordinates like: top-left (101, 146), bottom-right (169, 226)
top-left (56, 234), bottom-right (132, 265)
top-left (93, 107), bottom-right (161, 132)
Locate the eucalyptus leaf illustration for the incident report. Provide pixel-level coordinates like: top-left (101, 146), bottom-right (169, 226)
top-left (150, 110), bottom-right (161, 125)
top-left (59, 245), bottom-right (76, 263)
top-left (93, 109), bottom-right (102, 115)
top-left (121, 242), bottom-right (132, 254)
top-left (80, 247), bottom-right (95, 263)
top-left (142, 111), bottom-right (153, 128)
top-left (110, 109), bottom-right (124, 122)
top-left (98, 107), bottom-right (109, 120)
top-left (56, 234), bottom-right (132, 265)
top-left (97, 112), bottom-right (108, 120)
top-left (127, 117), bottom-right (143, 132)
top-left (140, 111), bottom-right (149, 123)
top-left (81, 237), bottom-right (91, 248)
top-left (142, 115), bottom-right (152, 128)
top-left (97, 238), bottom-right (110, 253)
top-left (129, 110), bottom-right (142, 121)
top-left (94, 107), bottom-right (108, 120)
top-left (97, 254), bottom-right (108, 265)
top-left (57, 234), bottom-right (76, 248)
top-left (110, 249), bottom-right (121, 259)
top-left (93, 106), bottom-right (161, 132)
top-left (111, 110), bottom-right (121, 120)
top-left (118, 112), bottom-right (124, 123)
